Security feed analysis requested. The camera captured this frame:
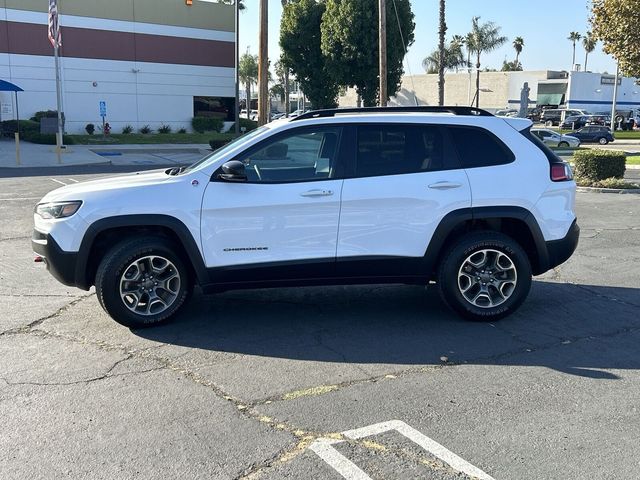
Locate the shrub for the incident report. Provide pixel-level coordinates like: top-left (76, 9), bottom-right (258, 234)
top-left (177, 128), bottom-right (187, 134)
top-left (573, 150), bottom-right (626, 181)
top-left (158, 124), bottom-right (172, 134)
top-left (23, 132), bottom-right (75, 145)
top-left (209, 138), bottom-right (233, 150)
top-left (192, 116), bottom-right (224, 133)
top-left (32, 110), bottom-right (63, 122)
top-left (85, 123), bottom-right (95, 135)
top-left (139, 125), bottom-right (152, 134)
top-left (0, 120), bottom-right (40, 137)
top-left (122, 124), bottom-right (134, 134)
top-left (228, 118), bottom-right (258, 133)
top-left (576, 177), bottom-right (639, 189)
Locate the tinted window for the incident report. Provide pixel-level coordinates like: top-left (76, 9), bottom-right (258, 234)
top-left (448, 126), bottom-right (514, 168)
top-left (239, 127), bottom-right (341, 183)
top-left (355, 125), bottom-right (447, 177)
top-left (520, 127), bottom-right (562, 165)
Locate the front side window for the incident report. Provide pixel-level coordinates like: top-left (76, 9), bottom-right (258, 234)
top-left (239, 127), bottom-right (342, 183)
top-left (355, 124), bottom-right (446, 177)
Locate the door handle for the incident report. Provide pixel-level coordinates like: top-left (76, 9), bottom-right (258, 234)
top-left (428, 181), bottom-right (462, 190)
top-left (300, 189), bottom-right (334, 197)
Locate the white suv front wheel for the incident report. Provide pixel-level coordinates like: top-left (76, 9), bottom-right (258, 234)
top-left (95, 237), bottom-right (192, 328)
top-left (437, 232), bottom-right (532, 321)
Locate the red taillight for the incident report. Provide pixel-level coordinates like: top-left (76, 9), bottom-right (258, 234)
top-left (551, 162), bottom-right (573, 182)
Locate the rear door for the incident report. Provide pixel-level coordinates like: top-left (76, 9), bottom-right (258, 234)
top-left (336, 123), bottom-right (471, 275)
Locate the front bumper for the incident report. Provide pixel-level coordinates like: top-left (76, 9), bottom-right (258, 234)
top-left (32, 230), bottom-right (87, 289)
top-left (545, 220), bottom-right (580, 270)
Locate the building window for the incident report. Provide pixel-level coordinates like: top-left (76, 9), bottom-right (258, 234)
top-left (193, 96), bottom-right (235, 121)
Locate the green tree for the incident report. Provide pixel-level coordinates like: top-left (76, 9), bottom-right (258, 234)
top-left (280, 0), bottom-right (340, 109)
top-left (275, 58), bottom-right (291, 115)
top-left (513, 36), bottom-right (524, 64)
top-left (239, 53), bottom-right (258, 114)
top-left (422, 38), bottom-right (466, 74)
top-left (568, 31), bottom-right (582, 68)
top-left (501, 60), bottom-right (522, 71)
top-left (467, 17), bottom-right (507, 107)
top-left (582, 33), bottom-right (597, 71)
top-left (591, 0), bottom-right (640, 76)
top-left (321, 0), bottom-right (415, 106)
top-left (437, 0), bottom-right (447, 106)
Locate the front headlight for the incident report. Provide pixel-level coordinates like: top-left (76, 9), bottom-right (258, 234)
top-left (35, 201), bottom-right (82, 219)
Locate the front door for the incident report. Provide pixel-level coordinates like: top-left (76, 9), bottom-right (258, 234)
top-left (200, 126), bottom-right (345, 274)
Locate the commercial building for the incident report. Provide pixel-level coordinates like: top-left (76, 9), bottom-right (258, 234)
top-left (0, 0), bottom-right (235, 133)
top-left (339, 69), bottom-right (640, 115)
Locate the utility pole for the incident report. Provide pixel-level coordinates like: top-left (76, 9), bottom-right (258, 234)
top-left (610, 62), bottom-right (619, 133)
top-left (257, 0), bottom-right (269, 125)
top-left (234, 0), bottom-right (240, 135)
top-left (378, 0), bottom-right (387, 107)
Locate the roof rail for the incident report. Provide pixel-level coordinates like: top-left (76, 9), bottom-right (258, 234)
top-left (291, 106), bottom-right (493, 122)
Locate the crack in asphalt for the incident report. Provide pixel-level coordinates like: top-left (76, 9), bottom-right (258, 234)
top-left (0, 235), bottom-right (31, 242)
top-left (4, 278), bottom-right (640, 478)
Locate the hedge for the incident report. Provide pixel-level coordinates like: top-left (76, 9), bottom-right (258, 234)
top-left (573, 150), bottom-right (626, 181)
top-left (209, 138), bottom-right (233, 150)
top-left (229, 118), bottom-right (258, 132)
top-left (23, 133), bottom-right (76, 145)
top-left (0, 120), bottom-right (40, 137)
top-left (192, 116), bottom-right (224, 133)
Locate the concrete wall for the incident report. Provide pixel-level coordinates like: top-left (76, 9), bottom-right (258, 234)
top-left (0, 1), bottom-right (235, 133)
top-left (340, 70), bottom-right (554, 111)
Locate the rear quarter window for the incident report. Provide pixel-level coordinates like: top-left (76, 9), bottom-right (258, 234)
top-left (519, 127), bottom-right (562, 165)
top-left (448, 126), bottom-right (515, 168)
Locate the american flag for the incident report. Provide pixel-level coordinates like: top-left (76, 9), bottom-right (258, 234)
top-left (48, 0), bottom-right (61, 48)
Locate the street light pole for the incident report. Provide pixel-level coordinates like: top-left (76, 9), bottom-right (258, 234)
top-left (378, 0), bottom-right (387, 107)
top-left (234, 0), bottom-right (240, 135)
top-left (257, 0), bottom-right (269, 125)
top-left (610, 62), bottom-right (619, 133)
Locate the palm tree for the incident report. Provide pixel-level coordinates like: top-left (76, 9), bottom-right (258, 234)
top-left (467, 17), bottom-right (507, 108)
top-left (513, 36), bottom-right (524, 64)
top-left (275, 58), bottom-right (290, 116)
top-left (422, 40), bottom-right (466, 74)
top-left (437, 0), bottom-right (447, 106)
top-left (583, 33), bottom-right (597, 72)
top-left (239, 53), bottom-right (258, 115)
top-left (568, 31), bottom-right (582, 69)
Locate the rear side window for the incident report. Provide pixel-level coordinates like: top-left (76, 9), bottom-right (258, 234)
top-left (355, 124), bottom-right (449, 177)
top-left (448, 126), bottom-right (515, 168)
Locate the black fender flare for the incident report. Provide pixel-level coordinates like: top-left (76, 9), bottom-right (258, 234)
top-left (76, 214), bottom-right (209, 288)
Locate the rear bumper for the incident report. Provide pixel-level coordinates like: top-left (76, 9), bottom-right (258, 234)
top-left (32, 230), bottom-right (89, 290)
top-left (545, 220), bottom-right (580, 270)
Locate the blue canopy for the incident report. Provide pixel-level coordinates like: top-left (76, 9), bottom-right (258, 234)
top-left (0, 79), bottom-right (23, 92)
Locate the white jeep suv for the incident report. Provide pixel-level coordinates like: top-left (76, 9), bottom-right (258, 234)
top-left (32, 107), bottom-right (579, 327)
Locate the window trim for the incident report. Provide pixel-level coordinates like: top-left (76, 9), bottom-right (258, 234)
top-left (212, 125), bottom-right (346, 185)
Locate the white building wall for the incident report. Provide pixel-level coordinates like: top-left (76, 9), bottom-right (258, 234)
top-left (567, 71), bottom-right (640, 113)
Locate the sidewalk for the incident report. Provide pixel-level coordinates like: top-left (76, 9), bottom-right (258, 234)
top-left (0, 139), bottom-right (210, 168)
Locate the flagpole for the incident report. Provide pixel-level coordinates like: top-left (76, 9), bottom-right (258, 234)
top-left (54, 44), bottom-right (63, 164)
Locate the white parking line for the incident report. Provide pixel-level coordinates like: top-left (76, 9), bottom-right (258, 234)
top-left (310, 420), bottom-right (495, 480)
top-left (67, 178), bottom-right (79, 183)
top-left (50, 178), bottom-right (67, 186)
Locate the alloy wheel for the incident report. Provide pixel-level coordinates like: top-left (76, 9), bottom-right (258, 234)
top-left (457, 249), bottom-right (518, 308)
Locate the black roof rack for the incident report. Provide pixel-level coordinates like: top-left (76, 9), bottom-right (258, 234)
top-left (291, 106), bottom-right (493, 122)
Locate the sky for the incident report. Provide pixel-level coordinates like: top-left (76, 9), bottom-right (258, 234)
top-left (236, 0), bottom-right (618, 77)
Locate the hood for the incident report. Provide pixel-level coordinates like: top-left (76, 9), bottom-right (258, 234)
top-left (40, 169), bottom-right (174, 203)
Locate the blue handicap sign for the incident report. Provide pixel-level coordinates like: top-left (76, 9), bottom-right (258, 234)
top-left (99, 101), bottom-right (107, 117)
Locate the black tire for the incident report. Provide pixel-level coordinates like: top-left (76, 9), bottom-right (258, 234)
top-left (437, 231), bottom-right (532, 321)
top-left (558, 141), bottom-right (569, 148)
top-left (545, 120), bottom-right (553, 127)
top-left (95, 236), bottom-right (192, 328)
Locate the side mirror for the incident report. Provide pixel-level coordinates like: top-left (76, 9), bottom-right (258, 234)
top-left (218, 160), bottom-right (247, 182)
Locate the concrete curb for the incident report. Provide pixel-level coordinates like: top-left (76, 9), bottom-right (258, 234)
top-left (577, 186), bottom-right (640, 194)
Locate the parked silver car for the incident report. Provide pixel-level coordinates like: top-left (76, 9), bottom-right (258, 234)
top-left (531, 128), bottom-right (580, 148)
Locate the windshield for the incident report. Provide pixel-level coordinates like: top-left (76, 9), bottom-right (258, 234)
top-left (181, 126), bottom-right (269, 173)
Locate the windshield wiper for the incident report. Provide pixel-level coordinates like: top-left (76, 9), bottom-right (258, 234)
top-left (166, 166), bottom-right (186, 176)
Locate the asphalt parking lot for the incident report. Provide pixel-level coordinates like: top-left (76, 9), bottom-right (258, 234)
top-left (1, 168), bottom-right (639, 479)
